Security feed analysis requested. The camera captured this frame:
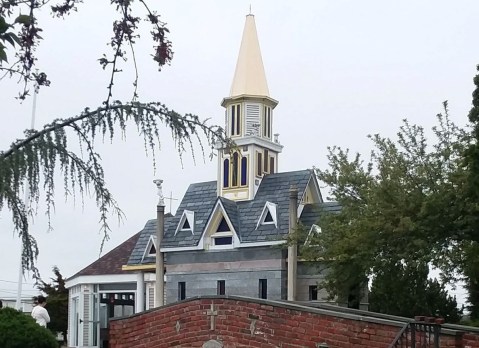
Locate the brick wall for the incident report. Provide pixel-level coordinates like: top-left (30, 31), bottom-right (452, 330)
top-left (109, 296), bottom-right (479, 348)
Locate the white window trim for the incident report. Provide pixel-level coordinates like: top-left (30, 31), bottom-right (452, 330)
top-left (256, 201), bottom-right (278, 229)
top-left (141, 235), bottom-right (157, 262)
top-left (175, 210), bottom-right (195, 235)
top-left (305, 224), bottom-right (322, 246)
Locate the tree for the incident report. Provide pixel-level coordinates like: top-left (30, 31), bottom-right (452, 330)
top-left (0, 1), bottom-right (231, 279)
top-left (37, 266), bottom-right (68, 344)
top-left (312, 102), bottom-right (470, 319)
top-left (462, 66), bottom-right (479, 319)
top-left (0, 307), bottom-right (58, 348)
top-left (369, 261), bottom-right (462, 323)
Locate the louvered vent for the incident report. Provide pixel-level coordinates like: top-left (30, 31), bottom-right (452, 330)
top-left (245, 103), bottom-right (260, 136)
top-left (83, 293), bottom-right (90, 344)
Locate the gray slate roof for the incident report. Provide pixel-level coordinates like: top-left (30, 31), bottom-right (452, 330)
top-left (127, 169), bottom-right (339, 265)
top-left (126, 216), bottom-right (172, 266)
top-left (299, 201), bottom-right (342, 227)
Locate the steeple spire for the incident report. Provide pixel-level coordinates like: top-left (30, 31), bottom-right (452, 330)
top-left (229, 14), bottom-right (270, 97)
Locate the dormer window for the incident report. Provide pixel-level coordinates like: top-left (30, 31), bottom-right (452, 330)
top-left (175, 210), bottom-right (195, 235)
top-left (305, 224), bottom-right (322, 246)
top-left (207, 216), bottom-right (235, 249)
top-left (257, 201), bottom-right (278, 229)
top-left (230, 104), bottom-right (241, 136)
top-left (141, 235), bottom-right (157, 262)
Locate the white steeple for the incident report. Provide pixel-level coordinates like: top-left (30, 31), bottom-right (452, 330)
top-left (218, 14), bottom-right (283, 202)
top-left (229, 14), bottom-right (270, 98)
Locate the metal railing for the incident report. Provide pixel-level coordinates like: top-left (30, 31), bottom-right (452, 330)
top-left (389, 316), bottom-right (443, 348)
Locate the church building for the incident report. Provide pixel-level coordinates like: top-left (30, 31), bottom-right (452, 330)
top-left (65, 14), bottom-right (362, 348)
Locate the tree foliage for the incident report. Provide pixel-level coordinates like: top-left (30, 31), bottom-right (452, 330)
top-left (0, 1), bottom-right (231, 279)
top-left (369, 261), bottom-right (462, 323)
top-left (0, 307), bottom-right (58, 348)
top-left (313, 101), bottom-right (472, 319)
top-left (37, 266), bottom-right (68, 343)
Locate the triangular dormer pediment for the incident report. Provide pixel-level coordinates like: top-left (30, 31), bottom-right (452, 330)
top-left (256, 201), bottom-right (278, 229)
top-left (200, 199), bottom-right (240, 250)
top-left (305, 224), bottom-right (321, 246)
top-left (141, 235), bottom-right (157, 262)
top-left (175, 210), bottom-right (195, 235)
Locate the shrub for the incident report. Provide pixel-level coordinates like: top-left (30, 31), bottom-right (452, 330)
top-left (0, 307), bottom-right (57, 348)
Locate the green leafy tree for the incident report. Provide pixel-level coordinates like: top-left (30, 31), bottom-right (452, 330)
top-left (462, 66), bottom-right (479, 319)
top-left (37, 266), bottom-right (68, 344)
top-left (0, 307), bottom-right (57, 348)
top-left (0, 1), bottom-right (230, 279)
top-left (369, 261), bottom-right (462, 323)
top-left (313, 102), bottom-right (469, 318)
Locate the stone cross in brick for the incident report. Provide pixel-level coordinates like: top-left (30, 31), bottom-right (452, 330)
top-left (206, 303), bottom-right (218, 331)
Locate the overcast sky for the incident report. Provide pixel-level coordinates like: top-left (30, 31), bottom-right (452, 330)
top-left (1, 1), bottom-right (478, 304)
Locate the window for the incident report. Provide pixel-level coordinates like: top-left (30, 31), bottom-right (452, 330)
top-left (257, 152), bottom-right (262, 176)
top-left (263, 106), bottom-right (271, 139)
top-left (256, 201), bottom-right (278, 229)
top-left (148, 244), bottom-right (156, 256)
top-left (232, 152), bottom-right (239, 187)
top-left (241, 157), bottom-right (248, 186)
top-left (259, 279), bottom-right (267, 299)
top-left (175, 210), bottom-right (195, 235)
top-left (270, 156), bottom-right (275, 174)
top-left (178, 282), bottom-right (186, 301)
top-left (231, 104), bottom-right (241, 136)
top-left (309, 285), bottom-right (318, 301)
top-left (264, 211), bottom-right (273, 223)
top-left (217, 280), bottom-right (225, 295)
top-left (209, 216), bottom-right (234, 248)
top-left (217, 217), bottom-right (229, 232)
top-left (264, 149), bottom-right (269, 173)
top-left (214, 236), bottom-right (233, 245)
top-left (223, 159), bottom-right (229, 188)
top-left (225, 152), bottom-right (246, 189)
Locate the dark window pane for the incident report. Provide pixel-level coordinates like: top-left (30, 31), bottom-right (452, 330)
top-left (241, 157), bottom-right (247, 186)
top-left (217, 217), bottom-right (230, 232)
top-left (231, 105), bottom-right (236, 135)
top-left (264, 149), bottom-right (269, 173)
top-left (178, 282), bottom-right (186, 301)
top-left (182, 218), bottom-right (190, 229)
top-left (270, 157), bottom-right (275, 174)
top-left (309, 285), bottom-right (318, 301)
top-left (148, 244), bottom-right (156, 255)
top-left (223, 159), bottom-right (229, 188)
top-left (264, 211), bottom-right (273, 223)
top-left (257, 152), bottom-right (262, 176)
top-left (259, 279), bottom-right (267, 299)
top-left (214, 236), bottom-right (232, 245)
top-left (267, 108), bottom-right (271, 138)
top-left (217, 280), bottom-right (225, 295)
top-left (232, 152), bottom-right (239, 186)
top-left (236, 105), bottom-right (241, 135)
top-left (263, 106), bottom-right (267, 137)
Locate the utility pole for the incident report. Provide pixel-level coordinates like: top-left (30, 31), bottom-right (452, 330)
top-left (16, 86), bottom-right (38, 310)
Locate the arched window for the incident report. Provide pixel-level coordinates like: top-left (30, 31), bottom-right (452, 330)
top-left (223, 159), bottom-right (229, 188)
top-left (241, 157), bottom-right (247, 186)
top-left (232, 152), bottom-right (239, 187)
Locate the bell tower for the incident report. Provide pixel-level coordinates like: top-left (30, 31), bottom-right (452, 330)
top-left (218, 14), bottom-right (283, 201)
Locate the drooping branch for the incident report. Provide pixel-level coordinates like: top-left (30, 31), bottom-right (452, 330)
top-left (0, 100), bottom-right (231, 278)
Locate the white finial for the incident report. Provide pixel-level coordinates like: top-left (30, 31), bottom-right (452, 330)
top-left (249, 4), bottom-right (252, 15)
top-left (274, 133), bottom-right (280, 143)
top-left (153, 179), bottom-right (165, 207)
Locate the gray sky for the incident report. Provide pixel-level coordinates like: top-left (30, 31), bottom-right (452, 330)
top-left (1, 0), bottom-right (477, 303)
